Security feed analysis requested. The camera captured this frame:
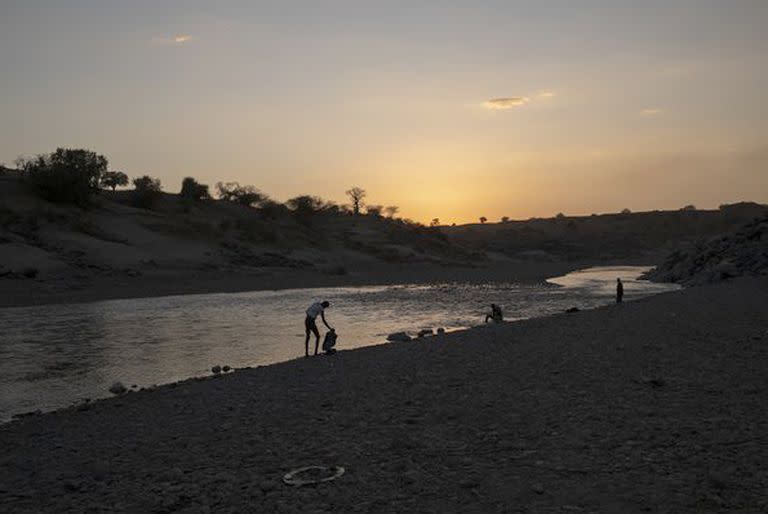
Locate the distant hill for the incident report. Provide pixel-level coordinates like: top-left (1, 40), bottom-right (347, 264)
top-left (644, 215), bottom-right (768, 285)
top-left (442, 203), bottom-right (768, 262)
top-left (0, 174), bottom-right (481, 281)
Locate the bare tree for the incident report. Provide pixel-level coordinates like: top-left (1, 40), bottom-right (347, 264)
top-left (479, 216), bottom-right (487, 224)
top-left (345, 187), bottom-right (366, 215)
top-left (383, 205), bottom-right (399, 218)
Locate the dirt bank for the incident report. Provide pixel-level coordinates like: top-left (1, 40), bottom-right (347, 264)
top-left (1, 277), bottom-right (767, 512)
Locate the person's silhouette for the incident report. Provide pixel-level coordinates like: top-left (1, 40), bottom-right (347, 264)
top-left (305, 301), bottom-right (331, 356)
top-left (616, 278), bottom-right (624, 303)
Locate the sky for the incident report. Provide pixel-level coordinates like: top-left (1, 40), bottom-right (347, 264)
top-left (1, 1), bottom-right (766, 224)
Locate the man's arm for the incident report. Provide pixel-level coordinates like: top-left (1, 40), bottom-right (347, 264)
top-left (321, 311), bottom-right (331, 329)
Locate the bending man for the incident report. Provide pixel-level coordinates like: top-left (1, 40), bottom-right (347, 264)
top-left (305, 301), bottom-right (331, 356)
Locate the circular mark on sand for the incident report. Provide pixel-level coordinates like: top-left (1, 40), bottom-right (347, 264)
top-left (283, 466), bottom-right (345, 486)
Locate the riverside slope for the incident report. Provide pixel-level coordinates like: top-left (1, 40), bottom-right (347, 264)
top-left (1, 277), bottom-right (767, 512)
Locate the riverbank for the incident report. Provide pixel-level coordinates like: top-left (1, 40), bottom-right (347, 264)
top-left (0, 259), bottom-right (590, 308)
top-left (2, 276), bottom-right (767, 512)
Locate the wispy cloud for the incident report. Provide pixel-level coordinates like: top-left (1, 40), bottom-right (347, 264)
top-left (640, 108), bottom-right (663, 116)
top-left (483, 97), bottom-right (530, 110)
top-left (151, 34), bottom-right (193, 45)
top-left (537, 91), bottom-right (555, 98)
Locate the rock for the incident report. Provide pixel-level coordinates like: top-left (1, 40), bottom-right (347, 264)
top-left (531, 483), bottom-right (545, 494)
top-left (109, 382), bottom-right (127, 395)
top-left (417, 329), bottom-right (433, 338)
top-left (222, 365), bottom-right (231, 373)
top-left (565, 307), bottom-right (580, 313)
top-left (387, 332), bottom-right (411, 342)
top-left (436, 327), bottom-right (446, 334)
top-left (211, 365), bottom-right (222, 374)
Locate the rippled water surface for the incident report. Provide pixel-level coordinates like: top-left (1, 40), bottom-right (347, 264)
top-left (0, 266), bottom-right (678, 420)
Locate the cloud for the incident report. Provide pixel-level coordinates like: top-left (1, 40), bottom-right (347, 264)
top-left (483, 97), bottom-right (530, 110)
top-left (152, 34), bottom-right (193, 45)
top-left (640, 108), bottom-right (662, 116)
top-left (537, 91), bottom-right (555, 98)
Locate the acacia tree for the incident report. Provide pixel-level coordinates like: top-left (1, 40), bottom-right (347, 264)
top-left (479, 216), bottom-right (487, 224)
top-left (100, 171), bottom-right (129, 191)
top-left (216, 181), bottom-right (265, 207)
top-left (345, 187), bottom-right (366, 215)
top-left (383, 205), bottom-right (399, 218)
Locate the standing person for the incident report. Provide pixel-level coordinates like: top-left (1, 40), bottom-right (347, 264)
top-left (305, 301), bottom-right (331, 356)
top-left (616, 278), bottom-right (624, 303)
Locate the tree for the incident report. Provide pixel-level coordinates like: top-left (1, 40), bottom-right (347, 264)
top-left (20, 148), bottom-right (108, 207)
top-left (383, 205), bottom-right (399, 218)
top-left (286, 195), bottom-right (325, 217)
top-left (430, 218), bottom-right (440, 227)
top-left (621, 208), bottom-right (632, 214)
top-left (680, 204), bottom-right (696, 211)
top-left (479, 216), bottom-right (487, 224)
top-left (132, 175), bottom-right (162, 209)
top-left (216, 181), bottom-right (266, 207)
top-left (366, 204), bottom-right (383, 217)
top-left (555, 212), bottom-right (566, 219)
top-left (100, 171), bottom-right (129, 191)
top-left (180, 177), bottom-right (210, 202)
top-left (501, 216), bottom-right (510, 223)
top-left (345, 187), bottom-right (366, 215)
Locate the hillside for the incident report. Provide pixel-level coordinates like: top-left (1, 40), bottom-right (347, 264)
top-left (0, 174), bottom-right (483, 281)
top-left (644, 215), bottom-right (768, 285)
top-left (442, 203), bottom-right (768, 262)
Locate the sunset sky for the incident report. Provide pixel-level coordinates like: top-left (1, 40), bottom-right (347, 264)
top-left (1, 1), bottom-right (766, 224)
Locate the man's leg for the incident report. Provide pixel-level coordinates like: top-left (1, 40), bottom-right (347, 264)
top-left (312, 324), bottom-right (320, 355)
top-left (304, 318), bottom-right (311, 356)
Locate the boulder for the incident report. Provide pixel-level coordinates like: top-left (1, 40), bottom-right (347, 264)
top-left (387, 332), bottom-right (411, 342)
top-left (211, 365), bottom-right (222, 374)
top-left (417, 329), bottom-right (433, 338)
top-left (108, 382), bottom-right (127, 395)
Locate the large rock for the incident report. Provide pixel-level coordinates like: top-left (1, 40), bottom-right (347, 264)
top-left (387, 332), bottom-right (411, 342)
top-left (108, 382), bottom-right (127, 395)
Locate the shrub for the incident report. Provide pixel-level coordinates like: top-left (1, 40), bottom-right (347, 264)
top-left (20, 148), bottom-right (107, 207)
top-left (100, 171), bottom-right (129, 191)
top-left (286, 195), bottom-right (325, 218)
top-left (22, 267), bottom-right (39, 279)
top-left (131, 175), bottom-right (162, 209)
top-left (180, 177), bottom-right (210, 202)
top-left (258, 200), bottom-right (289, 220)
top-left (366, 204), bottom-right (383, 217)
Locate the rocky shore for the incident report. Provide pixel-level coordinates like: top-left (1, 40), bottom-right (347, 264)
top-left (1, 277), bottom-right (767, 512)
top-left (645, 215), bottom-right (767, 286)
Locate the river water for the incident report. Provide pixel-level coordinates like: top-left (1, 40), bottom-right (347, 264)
top-left (0, 266), bottom-right (678, 421)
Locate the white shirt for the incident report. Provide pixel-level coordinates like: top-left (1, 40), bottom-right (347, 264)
top-left (306, 302), bottom-right (324, 319)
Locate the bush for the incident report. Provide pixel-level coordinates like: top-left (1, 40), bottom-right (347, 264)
top-left (20, 148), bottom-right (107, 207)
top-left (132, 175), bottom-right (163, 209)
top-left (286, 195), bottom-right (325, 218)
top-left (257, 200), bottom-right (289, 220)
top-left (22, 267), bottom-right (39, 279)
top-left (100, 171), bottom-right (128, 191)
top-left (180, 177), bottom-right (210, 202)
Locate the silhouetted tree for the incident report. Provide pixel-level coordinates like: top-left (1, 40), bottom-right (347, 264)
top-left (132, 175), bottom-right (163, 209)
top-left (100, 171), bottom-right (129, 191)
top-left (286, 195), bottom-right (325, 219)
top-left (180, 177), bottom-right (210, 202)
top-left (621, 208), bottom-right (632, 214)
top-left (345, 187), bottom-right (366, 215)
top-left (216, 181), bottom-right (266, 207)
top-left (430, 218), bottom-right (440, 227)
top-left (366, 204), bottom-right (383, 217)
top-left (501, 216), bottom-right (510, 223)
top-left (555, 212), bottom-right (566, 219)
top-left (479, 216), bottom-right (487, 224)
top-left (681, 204), bottom-right (696, 211)
top-left (384, 205), bottom-right (399, 218)
top-left (19, 148), bottom-right (108, 207)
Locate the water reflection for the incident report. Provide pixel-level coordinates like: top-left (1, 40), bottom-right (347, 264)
top-left (0, 266), bottom-right (677, 420)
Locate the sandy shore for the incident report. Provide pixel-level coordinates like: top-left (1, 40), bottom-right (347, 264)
top-left (2, 276), bottom-right (766, 512)
top-left (0, 260), bottom-right (589, 309)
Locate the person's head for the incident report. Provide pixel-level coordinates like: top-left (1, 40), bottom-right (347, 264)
top-left (617, 278), bottom-right (622, 283)
top-left (321, 301), bottom-right (330, 308)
